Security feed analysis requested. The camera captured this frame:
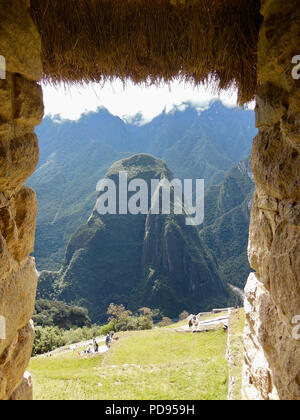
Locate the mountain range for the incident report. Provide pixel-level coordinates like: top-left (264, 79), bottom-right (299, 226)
top-left (201, 156), bottom-right (254, 289)
top-left (28, 101), bottom-right (256, 273)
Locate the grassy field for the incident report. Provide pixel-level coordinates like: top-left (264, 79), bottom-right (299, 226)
top-left (29, 322), bottom-right (229, 400)
top-left (227, 308), bottom-right (245, 400)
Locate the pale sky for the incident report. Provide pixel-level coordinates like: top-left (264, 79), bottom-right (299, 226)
top-left (42, 79), bottom-right (251, 125)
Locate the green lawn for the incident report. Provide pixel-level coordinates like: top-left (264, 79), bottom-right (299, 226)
top-left (29, 325), bottom-right (229, 400)
top-left (227, 308), bottom-right (245, 400)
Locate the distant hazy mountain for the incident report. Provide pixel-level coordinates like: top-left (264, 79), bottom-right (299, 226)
top-left (38, 155), bottom-right (230, 322)
top-left (29, 101), bottom-right (256, 271)
top-left (201, 156), bottom-right (254, 289)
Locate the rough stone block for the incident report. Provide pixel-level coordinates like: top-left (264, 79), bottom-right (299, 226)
top-left (0, 133), bottom-right (39, 192)
top-left (0, 0), bottom-right (42, 81)
top-left (0, 187), bottom-right (37, 263)
top-left (3, 322), bottom-right (35, 399)
top-left (9, 371), bottom-right (33, 400)
top-left (0, 257), bottom-right (38, 358)
top-left (13, 75), bottom-right (44, 130)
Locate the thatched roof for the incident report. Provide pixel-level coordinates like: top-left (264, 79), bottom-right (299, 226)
top-left (30, 0), bottom-right (261, 105)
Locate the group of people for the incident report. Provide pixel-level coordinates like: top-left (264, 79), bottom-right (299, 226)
top-left (83, 338), bottom-right (99, 354)
top-left (81, 332), bottom-right (114, 356)
top-left (188, 314), bottom-right (200, 330)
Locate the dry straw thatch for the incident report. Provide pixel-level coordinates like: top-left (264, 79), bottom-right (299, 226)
top-left (30, 0), bottom-right (261, 105)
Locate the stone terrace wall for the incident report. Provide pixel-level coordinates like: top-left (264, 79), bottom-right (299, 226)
top-left (243, 0), bottom-right (300, 400)
top-left (0, 0), bottom-right (43, 400)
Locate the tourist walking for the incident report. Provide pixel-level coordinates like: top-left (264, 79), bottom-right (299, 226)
top-left (93, 338), bottom-right (99, 353)
top-left (106, 333), bottom-right (112, 348)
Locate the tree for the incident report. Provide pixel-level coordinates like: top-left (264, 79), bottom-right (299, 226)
top-left (151, 308), bottom-right (164, 321)
top-left (158, 317), bottom-right (173, 327)
top-left (179, 310), bottom-right (189, 321)
top-left (33, 299), bottom-right (91, 329)
top-left (137, 315), bottom-right (153, 330)
top-left (32, 326), bottom-right (63, 356)
top-left (99, 320), bottom-right (116, 336)
top-left (138, 307), bottom-right (153, 317)
top-left (104, 303), bottom-right (154, 333)
top-left (107, 303), bottom-right (132, 321)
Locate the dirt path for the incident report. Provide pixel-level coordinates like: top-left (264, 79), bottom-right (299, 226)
top-left (175, 314), bottom-right (230, 333)
top-left (34, 337), bottom-right (107, 359)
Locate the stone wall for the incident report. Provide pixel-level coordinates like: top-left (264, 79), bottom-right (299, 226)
top-left (243, 0), bottom-right (300, 400)
top-left (0, 0), bottom-right (43, 400)
top-left (0, 0), bottom-right (299, 402)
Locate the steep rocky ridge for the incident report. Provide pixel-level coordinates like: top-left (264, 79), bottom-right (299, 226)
top-left (38, 154), bottom-right (229, 322)
top-left (0, 0), bottom-right (43, 400)
top-left (201, 156), bottom-right (254, 289)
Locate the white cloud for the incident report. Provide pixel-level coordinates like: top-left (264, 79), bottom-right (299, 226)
top-left (42, 79), bottom-right (252, 124)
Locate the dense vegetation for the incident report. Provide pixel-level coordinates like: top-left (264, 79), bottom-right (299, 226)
top-left (99, 304), bottom-right (154, 335)
top-left (201, 156), bottom-right (254, 288)
top-left (32, 299), bottom-right (96, 355)
top-left (32, 325), bottom-right (100, 356)
top-left (32, 303), bottom-right (164, 356)
top-left (33, 299), bottom-right (91, 329)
